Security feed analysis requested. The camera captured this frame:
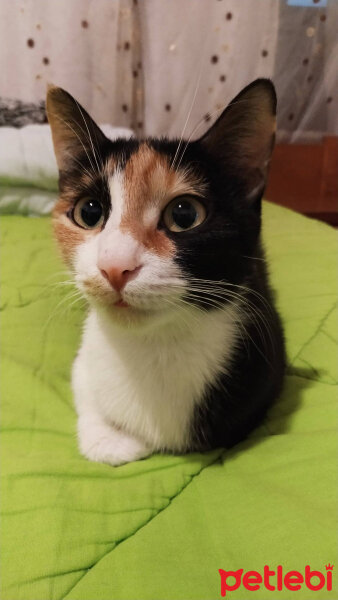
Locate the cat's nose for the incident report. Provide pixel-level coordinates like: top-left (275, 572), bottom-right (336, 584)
top-left (98, 230), bottom-right (142, 292)
top-left (100, 264), bottom-right (142, 292)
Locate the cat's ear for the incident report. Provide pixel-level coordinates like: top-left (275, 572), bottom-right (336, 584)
top-left (46, 85), bottom-right (107, 171)
top-left (200, 79), bottom-right (276, 200)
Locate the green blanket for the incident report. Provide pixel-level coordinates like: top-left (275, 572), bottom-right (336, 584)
top-left (1, 202), bottom-right (336, 599)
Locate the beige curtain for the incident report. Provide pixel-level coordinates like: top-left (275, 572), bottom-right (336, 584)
top-left (0, 0), bottom-right (143, 127)
top-left (0, 0), bottom-right (336, 142)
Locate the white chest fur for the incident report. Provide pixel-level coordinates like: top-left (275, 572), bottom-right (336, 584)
top-left (72, 305), bottom-right (240, 454)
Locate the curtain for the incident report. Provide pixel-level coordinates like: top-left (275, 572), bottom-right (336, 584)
top-left (0, 0), bottom-right (143, 127)
top-left (0, 0), bottom-right (336, 143)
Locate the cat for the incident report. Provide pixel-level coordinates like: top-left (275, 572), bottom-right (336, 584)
top-left (46, 78), bottom-right (285, 466)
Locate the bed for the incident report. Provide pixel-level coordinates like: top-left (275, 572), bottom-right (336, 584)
top-left (1, 155), bottom-right (336, 598)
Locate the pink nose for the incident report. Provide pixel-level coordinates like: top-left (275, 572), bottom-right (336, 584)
top-left (100, 265), bottom-right (142, 292)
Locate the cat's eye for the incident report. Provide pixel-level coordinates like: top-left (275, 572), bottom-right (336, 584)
top-left (72, 198), bottom-right (104, 229)
top-left (162, 196), bottom-right (206, 232)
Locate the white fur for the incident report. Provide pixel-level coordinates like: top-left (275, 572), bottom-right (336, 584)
top-left (98, 229), bottom-right (142, 276)
top-left (71, 171), bottom-right (241, 466)
top-left (77, 412), bottom-right (150, 465)
top-left (108, 170), bottom-right (124, 228)
top-left (73, 304), bottom-right (240, 465)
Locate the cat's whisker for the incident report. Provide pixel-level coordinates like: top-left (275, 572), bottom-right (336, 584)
top-left (175, 98), bottom-right (253, 171)
top-left (185, 291), bottom-right (229, 311)
top-left (52, 288), bottom-right (84, 309)
top-left (65, 294), bottom-right (87, 313)
top-left (166, 283), bottom-right (251, 312)
top-left (185, 284), bottom-right (244, 302)
top-left (170, 27), bottom-right (213, 171)
top-left (189, 297), bottom-right (235, 314)
top-left (48, 111), bottom-right (97, 173)
top-left (64, 152), bottom-right (99, 184)
top-left (187, 278), bottom-right (274, 312)
top-left (163, 298), bottom-right (196, 329)
top-left (188, 287), bottom-right (274, 362)
top-left (185, 286), bottom-right (275, 356)
top-left (170, 64), bottom-right (204, 171)
top-left (42, 288), bottom-right (85, 334)
top-left (43, 271), bottom-right (73, 284)
top-left (74, 99), bottom-right (103, 173)
top-left (242, 255), bottom-right (266, 262)
top-left (186, 289), bottom-right (274, 365)
top-left (170, 298), bottom-right (209, 329)
top-left (45, 280), bottom-right (77, 290)
top-left (53, 295), bottom-right (86, 324)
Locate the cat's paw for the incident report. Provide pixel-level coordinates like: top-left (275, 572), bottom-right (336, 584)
top-left (77, 415), bottom-right (151, 466)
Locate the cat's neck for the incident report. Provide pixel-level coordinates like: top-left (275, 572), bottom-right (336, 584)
top-left (92, 302), bottom-right (242, 349)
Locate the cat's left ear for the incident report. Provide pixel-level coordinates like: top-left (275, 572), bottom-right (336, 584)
top-left (46, 85), bottom-right (107, 172)
top-left (200, 78), bottom-right (276, 200)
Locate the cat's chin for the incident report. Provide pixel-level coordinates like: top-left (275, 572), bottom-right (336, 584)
top-left (88, 297), bottom-right (176, 331)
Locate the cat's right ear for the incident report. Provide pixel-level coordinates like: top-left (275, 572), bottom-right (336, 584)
top-left (46, 85), bottom-right (107, 172)
top-left (199, 79), bottom-right (277, 201)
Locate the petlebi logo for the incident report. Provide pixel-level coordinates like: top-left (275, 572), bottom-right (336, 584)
top-left (218, 564), bottom-right (334, 596)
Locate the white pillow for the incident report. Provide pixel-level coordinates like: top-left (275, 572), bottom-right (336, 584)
top-left (0, 123), bottom-right (134, 191)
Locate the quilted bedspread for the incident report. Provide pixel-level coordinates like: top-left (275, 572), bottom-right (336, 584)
top-left (1, 202), bottom-right (337, 600)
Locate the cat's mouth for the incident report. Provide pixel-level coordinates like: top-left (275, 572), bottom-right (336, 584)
top-left (114, 298), bottom-right (130, 308)
top-left (79, 276), bottom-right (187, 318)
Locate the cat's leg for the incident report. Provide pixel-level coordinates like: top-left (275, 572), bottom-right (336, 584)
top-left (77, 412), bottom-right (151, 466)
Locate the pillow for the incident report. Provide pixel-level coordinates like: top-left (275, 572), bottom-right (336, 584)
top-left (0, 124), bottom-right (134, 215)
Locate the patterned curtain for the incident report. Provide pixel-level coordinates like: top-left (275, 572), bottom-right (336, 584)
top-left (0, 0), bottom-right (336, 142)
top-left (0, 0), bottom-right (143, 128)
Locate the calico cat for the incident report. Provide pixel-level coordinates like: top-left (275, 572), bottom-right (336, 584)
top-left (47, 79), bottom-right (285, 466)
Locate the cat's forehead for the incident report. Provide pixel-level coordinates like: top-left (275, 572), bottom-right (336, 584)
top-left (107, 142), bottom-right (204, 201)
top-left (111, 142), bottom-right (204, 224)
top-left (101, 142), bottom-right (205, 255)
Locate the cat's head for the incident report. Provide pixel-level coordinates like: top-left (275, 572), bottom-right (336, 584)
top-left (47, 79), bottom-right (276, 328)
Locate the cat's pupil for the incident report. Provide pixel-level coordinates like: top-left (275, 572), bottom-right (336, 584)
top-left (172, 200), bottom-right (197, 229)
top-left (81, 200), bottom-right (102, 227)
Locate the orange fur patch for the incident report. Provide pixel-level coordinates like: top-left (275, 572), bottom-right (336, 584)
top-left (120, 143), bottom-right (206, 256)
top-left (53, 198), bottom-right (95, 266)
